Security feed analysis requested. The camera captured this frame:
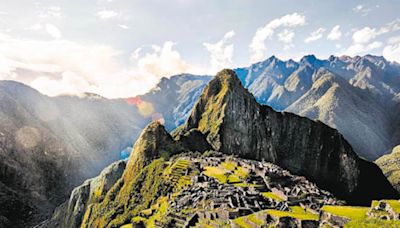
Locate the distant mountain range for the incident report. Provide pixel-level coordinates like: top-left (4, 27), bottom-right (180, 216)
top-left (139, 55), bottom-right (400, 160)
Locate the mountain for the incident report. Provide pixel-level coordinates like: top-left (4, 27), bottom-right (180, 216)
top-left (43, 69), bottom-right (399, 228)
top-left (136, 74), bottom-right (211, 130)
top-left (138, 55), bottom-right (400, 160)
top-left (376, 145), bottom-right (400, 192)
top-left (175, 69), bottom-right (398, 204)
top-left (1, 54), bottom-right (399, 226)
top-left (0, 81), bottom-right (147, 227)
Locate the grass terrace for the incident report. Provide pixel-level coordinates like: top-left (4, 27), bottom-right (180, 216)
top-left (321, 205), bottom-right (369, 220)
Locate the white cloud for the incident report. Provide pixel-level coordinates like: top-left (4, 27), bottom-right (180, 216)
top-left (28, 23), bottom-right (43, 31)
top-left (203, 30), bottom-right (235, 73)
top-left (45, 24), bottom-right (62, 39)
top-left (130, 47), bottom-right (142, 61)
top-left (277, 29), bottom-right (295, 44)
top-left (118, 24), bottom-right (129, 29)
top-left (0, 33), bottom-right (202, 98)
top-left (383, 43), bottom-right (400, 63)
top-left (327, 25), bottom-right (342, 40)
top-left (249, 12), bottom-right (306, 62)
top-left (135, 41), bottom-right (199, 77)
top-left (352, 27), bottom-right (377, 44)
top-left (353, 5), bottom-right (371, 16)
top-left (343, 19), bottom-right (400, 56)
top-left (97, 10), bottom-right (118, 19)
top-left (38, 6), bottom-right (61, 18)
top-left (304, 28), bottom-right (325, 43)
top-left (388, 36), bottom-right (400, 45)
top-left (344, 41), bottom-right (383, 56)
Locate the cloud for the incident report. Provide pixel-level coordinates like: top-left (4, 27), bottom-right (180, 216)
top-left (343, 19), bottom-right (400, 56)
top-left (383, 36), bottom-right (400, 63)
top-left (383, 43), bottom-right (400, 63)
top-left (130, 47), bottom-right (142, 61)
top-left (97, 10), bottom-right (118, 19)
top-left (135, 41), bottom-right (199, 77)
top-left (277, 29), bottom-right (295, 44)
top-left (304, 28), bottom-right (325, 43)
top-left (45, 24), bottom-right (62, 39)
top-left (118, 24), bottom-right (129, 29)
top-left (352, 27), bottom-right (377, 44)
top-left (28, 23), bottom-right (43, 31)
top-left (249, 13), bottom-right (306, 62)
top-left (345, 41), bottom-right (383, 56)
top-left (353, 5), bottom-right (371, 16)
top-left (0, 33), bottom-right (202, 98)
top-left (327, 25), bottom-right (342, 40)
top-left (38, 6), bottom-right (61, 18)
top-left (387, 36), bottom-right (400, 45)
top-left (203, 30), bottom-right (235, 73)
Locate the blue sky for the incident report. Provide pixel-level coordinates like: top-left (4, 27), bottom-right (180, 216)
top-left (0, 0), bottom-right (399, 97)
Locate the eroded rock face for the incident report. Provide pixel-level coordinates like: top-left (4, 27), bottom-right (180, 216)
top-left (178, 69), bottom-right (399, 205)
top-left (376, 145), bottom-right (400, 192)
top-left (38, 160), bottom-right (126, 228)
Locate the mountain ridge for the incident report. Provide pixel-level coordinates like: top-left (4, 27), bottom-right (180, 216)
top-left (175, 69), bottom-right (398, 204)
top-left (42, 69), bottom-right (399, 228)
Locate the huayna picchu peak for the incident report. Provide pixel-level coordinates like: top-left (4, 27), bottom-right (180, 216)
top-left (177, 69), bottom-right (398, 204)
top-left (39, 69), bottom-right (400, 228)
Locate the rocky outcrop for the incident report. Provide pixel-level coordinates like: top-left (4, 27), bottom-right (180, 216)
top-left (38, 160), bottom-right (126, 228)
top-left (177, 69), bottom-right (399, 205)
top-left (123, 121), bottom-right (185, 183)
top-left (376, 145), bottom-right (400, 192)
top-left (319, 210), bottom-right (351, 227)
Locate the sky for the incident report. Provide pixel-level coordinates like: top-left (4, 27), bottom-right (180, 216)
top-left (0, 0), bottom-right (399, 98)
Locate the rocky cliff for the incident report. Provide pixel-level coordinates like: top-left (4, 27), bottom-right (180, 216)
top-left (176, 69), bottom-right (398, 205)
top-left (376, 145), bottom-right (400, 192)
top-left (37, 160), bottom-right (126, 228)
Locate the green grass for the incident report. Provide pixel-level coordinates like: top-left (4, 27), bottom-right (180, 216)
top-left (321, 205), bottom-right (369, 220)
top-left (146, 197), bottom-right (169, 227)
top-left (204, 166), bottom-right (228, 183)
top-left (203, 160), bottom-right (249, 185)
top-left (248, 213), bottom-right (264, 225)
top-left (233, 216), bottom-right (255, 228)
top-left (234, 206), bottom-right (318, 227)
top-left (221, 161), bottom-right (236, 171)
top-left (261, 192), bottom-right (284, 202)
top-left (235, 166), bottom-right (249, 179)
top-left (345, 219), bottom-right (400, 227)
top-left (196, 219), bottom-right (231, 228)
top-left (375, 200), bottom-right (400, 213)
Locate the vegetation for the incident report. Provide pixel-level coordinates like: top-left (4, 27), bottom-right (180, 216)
top-left (197, 70), bottom-right (235, 149)
top-left (345, 219), bottom-right (400, 227)
top-left (203, 160), bottom-right (249, 185)
top-left (371, 200), bottom-right (400, 213)
top-left (376, 145), bottom-right (400, 192)
top-left (233, 206), bottom-right (318, 227)
top-left (321, 205), bottom-right (369, 220)
top-left (261, 192), bottom-right (284, 202)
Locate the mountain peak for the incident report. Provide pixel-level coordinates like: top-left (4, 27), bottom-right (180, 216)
top-left (123, 121), bottom-right (182, 181)
top-left (214, 69), bottom-right (242, 85)
top-left (180, 69), bottom-right (398, 204)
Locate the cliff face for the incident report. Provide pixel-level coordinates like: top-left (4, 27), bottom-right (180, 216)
top-left (178, 69), bottom-right (398, 204)
top-left (376, 145), bottom-right (400, 192)
top-left (38, 160), bottom-right (127, 228)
